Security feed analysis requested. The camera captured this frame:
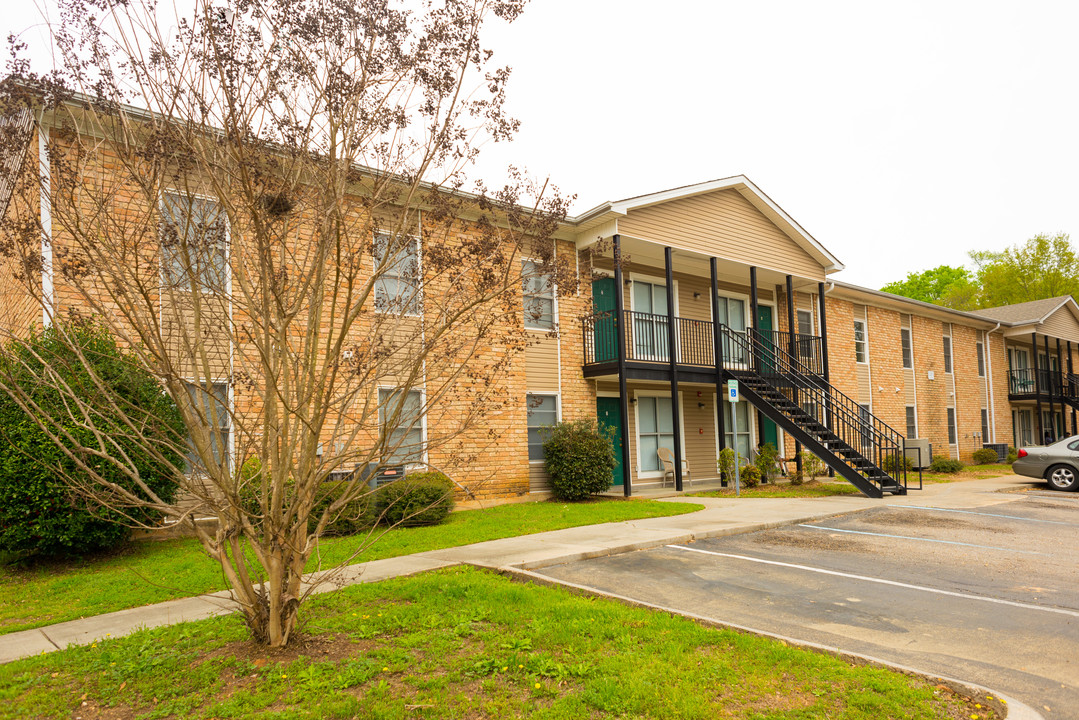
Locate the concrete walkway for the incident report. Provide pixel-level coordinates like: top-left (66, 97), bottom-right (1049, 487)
top-left (0, 475), bottom-right (1037, 665)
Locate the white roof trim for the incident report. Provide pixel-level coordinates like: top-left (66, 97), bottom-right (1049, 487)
top-left (568, 175), bottom-right (844, 272)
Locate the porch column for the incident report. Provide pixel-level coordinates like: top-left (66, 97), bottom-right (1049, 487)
top-left (1069, 340), bottom-right (1077, 435)
top-left (818, 282), bottom-right (832, 428)
top-left (710, 259), bottom-right (726, 455)
top-left (1033, 331), bottom-right (1044, 443)
top-left (749, 267), bottom-right (759, 332)
top-left (787, 275), bottom-right (802, 472)
top-left (664, 247), bottom-right (684, 491)
top-left (749, 266), bottom-right (764, 460)
top-left (613, 235), bottom-right (632, 496)
top-left (1045, 335), bottom-right (1057, 441)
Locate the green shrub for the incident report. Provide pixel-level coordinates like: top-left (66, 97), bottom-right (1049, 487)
top-left (1006, 452), bottom-right (1018, 465)
top-left (755, 443), bottom-right (779, 482)
top-left (717, 447), bottom-right (737, 483)
top-left (881, 454), bottom-right (914, 473)
top-left (376, 471), bottom-right (455, 527)
top-left (0, 321), bottom-right (185, 557)
top-left (929, 457), bottom-right (964, 474)
top-left (739, 464), bottom-right (761, 488)
top-left (238, 458), bottom-right (375, 537)
top-left (543, 420), bottom-right (616, 501)
top-left (972, 448), bottom-right (999, 465)
top-left (800, 451), bottom-right (826, 480)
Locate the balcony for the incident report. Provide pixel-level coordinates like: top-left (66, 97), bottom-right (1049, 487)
top-left (582, 310), bottom-right (824, 377)
top-left (1009, 368), bottom-right (1079, 400)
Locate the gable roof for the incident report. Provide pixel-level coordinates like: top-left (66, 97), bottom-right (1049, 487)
top-left (568, 175), bottom-right (845, 273)
top-left (975, 296), bottom-right (1077, 325)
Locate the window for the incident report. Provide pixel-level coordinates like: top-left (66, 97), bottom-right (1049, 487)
top-left (185, 382), bottom-right (230, 471)
top-left (722, 398), bottom-right (751, 462)
top-left (858, 404), bottom-right (872, 454)
top-left (797, 310), bottom-right (813, 336)
top-left (796, 309), bottom-right (816, 363)
top-left (853, 320), bottom-right (867, 363)
top-left (947, 407), bottom-right (957, 444)
top-left (378, 388), bottom-right (425, 464)
top-left (374, 232), bottom-right (422, 315)
top-left (526, 393), bottom-right (558, 461)
top-left (631, 280), bottom-right (670, 360)
top-left (637, 395), bottom-right (675, 473)
top-left (905, 406), bottom-right (917, 439)
top-left (901, 328), bottom-right (913, 369)
top-left (943, 335), bottom-right (953, 373)
top-left (716, 296), bottom-right (747, 364)
top-left (981, 408), bottom-right (990, 441)
top-left (976, 340), bottom-right (985, 377)
top-left (522, 259), bottom-right (555, 330)
top-left (160, 193), bottom-right (227, 292)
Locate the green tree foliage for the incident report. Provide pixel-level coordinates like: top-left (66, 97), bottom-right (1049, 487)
top-left (0, 322), bottom-right (185, 557)
top-left (969, 233), bottom-right (1079, 307)
top-left (880, 265), bottom-right (979, 309)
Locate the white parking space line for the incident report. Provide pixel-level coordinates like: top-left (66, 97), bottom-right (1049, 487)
top-left (668, 545), bottom-right (1079, 618)
top-left (797, 524), bottom-right (1051, 555)
top-left (895, 505), bottom-right (1078, 526)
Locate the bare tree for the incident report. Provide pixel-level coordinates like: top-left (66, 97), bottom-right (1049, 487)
top-left (0, 0), bottom-right (572, 647)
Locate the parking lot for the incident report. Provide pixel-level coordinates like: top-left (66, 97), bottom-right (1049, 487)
top-left (537, 490), bottom-right (1079, 717)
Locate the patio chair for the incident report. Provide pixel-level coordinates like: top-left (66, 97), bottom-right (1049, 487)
top-left (657, 447), bottom-right (692, 488)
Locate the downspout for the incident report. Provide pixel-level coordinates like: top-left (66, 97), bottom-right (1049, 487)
top-left (986, 322), bottom-right (1000, 444)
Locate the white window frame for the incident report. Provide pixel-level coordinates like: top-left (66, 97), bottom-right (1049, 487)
top-left (183, 379), bottom-right (232, 473)
top-left (905, 405), bottom-right (917, 439)
top-left (373, 231), bottom-right (423, 317)
top-left (159, 191), bottom-right (230, 294)
top-left (946, 406), bottom-right (957, 445)
top-left (526, 392), bottom-right (561, 463)
top-left (629, 273), bottom-right (678, 362)
top-left (853, 319), bottom-right (868, 364)
top-left (632, 389), bottom-right (687, 480)
top-left (377, 385), bottom-right (428, 467)
top-left (710, 291), bottom-right (754, 367)
top-left (522, 257), bottom-right (558, 331)
top-left (976, 339), bottom-right (986, 377)
top-left (943, 333), bottom-right (953, 374)
top-left (900, 327), bottom-right (913, 369)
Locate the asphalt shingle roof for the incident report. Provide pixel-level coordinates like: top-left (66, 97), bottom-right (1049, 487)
top-left (974, 296), bottom-right (1072, 324)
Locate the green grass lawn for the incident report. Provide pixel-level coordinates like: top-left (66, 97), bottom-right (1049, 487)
top-left (0, 498), bottom-right (701, 636)
top-left (0, 567), bottom-right (998, 720)
top-left (689, 479), bottom-right (862, 498)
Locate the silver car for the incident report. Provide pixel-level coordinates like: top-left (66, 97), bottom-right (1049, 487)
top-left (1012, 435), bottom-right (1079, 491)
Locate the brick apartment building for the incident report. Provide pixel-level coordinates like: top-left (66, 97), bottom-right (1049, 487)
top-left (5, 109), bottom-right (1079, 500)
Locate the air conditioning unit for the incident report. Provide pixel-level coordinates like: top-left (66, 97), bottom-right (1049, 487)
top-left (904, 438), bottom-right (932, 469)
top-left (356, 462), bottom-right (406, 488)
top-left (983, 443), bottom-right (1009, 463)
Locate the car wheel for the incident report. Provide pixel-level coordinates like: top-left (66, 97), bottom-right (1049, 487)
top-left (1046, 464), bottom-right (1079, 492)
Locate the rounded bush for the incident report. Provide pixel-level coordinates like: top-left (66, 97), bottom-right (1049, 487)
top-left (1005, 452), bottom-right (1018, 465)
top-left (543, 420), bottom-right (617, 501)
top-left (0, 322), bottom-right (185, 557)
top-left (881, 454), bottom-right (914, 473)
top-left (929, 457), bottom-right (964, 474)
top-left (739, 464), bottom-right (762, 488)
top-left (971, 448), bottom-right (999, 465)
top-left (376, 471), bottom-right (455, 527)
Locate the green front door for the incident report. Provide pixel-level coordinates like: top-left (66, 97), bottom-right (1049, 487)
top-left (755, 306), bottom-right (779, 448)
top-left (592, 277), bottom-right (618, 362)
top-left (597, 396), bottom-right (625, 486)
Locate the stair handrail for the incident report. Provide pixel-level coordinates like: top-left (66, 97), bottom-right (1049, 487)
top-left (720, 325), bottom-right (904, 491)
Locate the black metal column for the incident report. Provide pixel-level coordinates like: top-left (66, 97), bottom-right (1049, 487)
top-left (1070, 340), bottom-right (1077, 435)
top-left (818, 282), bottom-right (835, 478)
top-left (749, 267), bottom-right (764, 459)
top-left (1033, 331), bottom-right (1044, 444)
top-left (613, 235), bottom-right (632, 496)
top-left (664, 247), bottom-right (683, 491)
top-left (1046, 335), bottom-right (1057, 441)
top-left (711, 259), bottom-right (726, 454)
top-left (749, 267), bottom-right (759, 332)
top-left (787, 275), bottom-right (801, 472)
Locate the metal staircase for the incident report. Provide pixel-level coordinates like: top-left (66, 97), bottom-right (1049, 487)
top-left (720, 325), bottom-right (908, 498)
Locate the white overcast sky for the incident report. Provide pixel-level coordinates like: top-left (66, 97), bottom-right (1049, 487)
top-left (6, 0), bottom-right (1078, 289)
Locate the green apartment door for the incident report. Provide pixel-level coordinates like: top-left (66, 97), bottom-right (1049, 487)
top-left (755, 305), bottom-right (779, 448)
top-left (592, 277), bottom-right (618, 362)
top-left (597, 396), bottom-right (625, 486)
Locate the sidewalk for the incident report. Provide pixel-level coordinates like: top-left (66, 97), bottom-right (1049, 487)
top-left (0, 475), bottom-right (1036, 664)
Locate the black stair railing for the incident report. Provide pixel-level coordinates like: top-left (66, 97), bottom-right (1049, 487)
top-left (722, 325), bottom-right (906, 493)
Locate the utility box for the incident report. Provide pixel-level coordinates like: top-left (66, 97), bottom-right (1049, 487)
top-left (356, 463), bottom-right (406, 488)
top-left (903, 438), bottom-right (932, 469)
top-left (983, 443), bottom-right (1009, 463)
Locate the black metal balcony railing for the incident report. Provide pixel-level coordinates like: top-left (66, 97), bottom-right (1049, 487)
top-left (582, 310), bottom-right (823, 372)
top-left (1007, 367), bottom-right (1079, 397)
